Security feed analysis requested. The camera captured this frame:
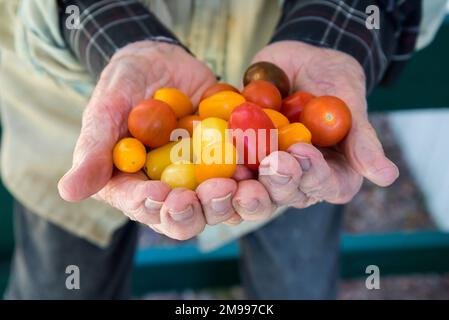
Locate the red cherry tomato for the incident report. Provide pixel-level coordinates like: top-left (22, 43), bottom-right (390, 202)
top-left (201, 83), bottom-right (240, 100)
top-left (280, 91), bottom-right (315, 123)
top-left (242, 80), bottom-right (282, 110)
top-left (128, 99), bottom-right (177, 148)
top-left (228, 102), bottom-right (277, 170)
top-left (299, 96), bottom-right (352, 147)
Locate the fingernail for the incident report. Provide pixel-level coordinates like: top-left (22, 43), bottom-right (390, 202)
top-left (237, 199), bottom-right (260, 213)
top-left (292, 154), bottom-right (311, 171)
top-left (145, 198), bottom-right (164, 211)
top-left (270, 172), bottom-right (291, 185)
top-left (169, 206), bottom-right (194, 222)
top-left (211, 193), bottom-right (232, 215)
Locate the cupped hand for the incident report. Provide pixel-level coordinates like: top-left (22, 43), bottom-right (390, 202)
top-left (232, 41), bottom-right (399, 217)
top-left (58, 41), bottom-right (227, 240)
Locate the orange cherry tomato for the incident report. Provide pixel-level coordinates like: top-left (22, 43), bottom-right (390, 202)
top-left (278, 123), bottom-right (312, 151)
top-left (201, 83), bottom-right (239, 100)
top-left (195, 142), bottom-right (237, 183)
top-left (299, 96), bottom-right (352, 147)
top-left (113, 137), bottom-right (146, 173)
top-left (154, 88), bottom-right (193, 118)
top-left (262, 108), bottom-right (289, 128)
top-left (177, 115), bottom-right (203, 137)
top-left (199, 91), bottom-right (246, 120)
top-left (242, 80), bottom-right (282, 110)
top-left (281, 91), bottom-right (315, 123)
top-left (128, 99), bottom-right (177, 148)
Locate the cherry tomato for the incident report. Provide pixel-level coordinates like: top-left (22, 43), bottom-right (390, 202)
top-left (177, 115), bottom-right (203, 137)
top-left (228, 102), bottom-right (277, 170)
top-left (242, 80), bottom-right (282, 110)
top-left (299, 96), bottom-right (352, 147)
top-left (192, 117), bottom-right (229, 159)
top-left (113, 138), bottom-right (146, 173)
top-left (201, 83), bottom-right (239, 100)
top-left (128, 99), bottom-right (177, 148)
top-left (199, 91), bottom-right (246, 120)
top-left (243, 61), bottom-right (290, 98)
top-left (161, 162), bottom-right (197, 190)
top-left (278, 123), bottom-right (312, 151)
top-left (144, 138), bottom-right (192, 180)
top-left (195, 142), bottom-right (237, 183)
top-left (153, 88), bottom-right (193, 118)
top-left (281, 91), bottom-right (315, 123)
top-left (263, 108), bottom-right (289, 128)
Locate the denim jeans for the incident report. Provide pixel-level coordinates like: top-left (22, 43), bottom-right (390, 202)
top-left (5, 201), bottom-right (342, 299)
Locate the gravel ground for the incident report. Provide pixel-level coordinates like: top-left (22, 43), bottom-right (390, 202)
top-left (142, 114), bottom-right (447, 300)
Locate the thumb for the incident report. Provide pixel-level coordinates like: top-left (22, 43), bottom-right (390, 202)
top-left (343, 117), bottom-right (399, 187)
top-left (58, 92), bottom-right (129, 201)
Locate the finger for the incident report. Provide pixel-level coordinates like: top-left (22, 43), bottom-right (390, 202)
top-left (95, 171), bottom-right (171, 225)
top-left (196, 178), bottom-right (238, 225)
top-left (224, 214), bottom-right (243, 226)
top-left (288, 143), bottom-right (362, 204)
top-left (232, 165), bottom-right (255, 181)
top-left (232, 180), bottom-right (275, 221)
top-left (160, 188), bottom-right (206, 240)
top-left (342, 118), bottom-right (399, 187)
top-left (258, 151), bottom-right (306, 206)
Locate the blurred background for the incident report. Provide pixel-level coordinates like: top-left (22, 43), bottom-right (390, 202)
top-left (0, 6), bottom-right (448, 301)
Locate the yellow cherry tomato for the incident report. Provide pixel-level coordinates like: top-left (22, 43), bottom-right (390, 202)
top-left (192, 117), bottom-right (229, 159)
top-left (144, 138), bottom-right (192, 180)
top-left (195, 142), bottom-right (237, 183)
top-left (278, 122), bottom-right (312, 151)
top-left (161, 162), bottom-right (197, 190)
top-left (154, 88), bottom-right (193, 119)
top-left (113, 137), bottom-right (146, 173)
top-left (199, 91), bottom-right (246, 120)
top-left (263, 108), bottom-right (289, 128)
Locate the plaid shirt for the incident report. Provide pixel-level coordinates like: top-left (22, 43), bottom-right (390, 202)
top-left (59, 0), bottom-right (422, 91)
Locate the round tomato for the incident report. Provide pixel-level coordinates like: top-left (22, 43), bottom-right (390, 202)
top-left (201, 83), bottom-right (239, 100)
top-left (228, 102), bottom-right (277, 170)
top-left (144, 138), bottom-right (192, 180)
top-left (262, 108), bottom-right (289, 128)
top-left (281, 91), bottom-right (315, 123)
top-left (153, 88), bottom-right (193, 118)
top-left (161, 162), bottom-right (197, 190)
top-left (113, 137), bottom-right (146, 173)
top-left (199, 91), bottom-right (246, 120)
top-left (177, 115), bottom-right (203, 137)
top-left (128, 99), bottom-right (177, 148)
top-left (299, 96), bottom-right (352, 147)
top-left (195, 142), bottom-right (237, 183)
top-left (278, 123), bottom-right (312, 151)
top-left (243, 61), bottom-right (290, 98)
top-left (192, 117), bottom-right (229, 159)
top-left (242, 80), bottom-right (282, 110)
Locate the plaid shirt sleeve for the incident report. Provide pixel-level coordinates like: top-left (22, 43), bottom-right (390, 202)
top-left (58, 0), bottom-right (188, 78)
top-left (270, 0), bottom-right (422, 92)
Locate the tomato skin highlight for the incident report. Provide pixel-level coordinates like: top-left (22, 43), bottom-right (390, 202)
top-left (201, 83), bottom-right (239, 100)
top-left (242, 80), bottom-right (282, 110)
top-left (280, 91), bottom-right (315, 123)
top-left (243, 61), bottom-right (291, 98)
top-left (128, 99), bottom-right (177, 148)
top-left (299, 96), bottom-right (352, 147)
top-left (228, 102), bottom-right (277, 170)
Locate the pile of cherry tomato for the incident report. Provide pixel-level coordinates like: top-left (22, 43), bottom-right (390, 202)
top-left (112, 62), bottom-right (352, 190)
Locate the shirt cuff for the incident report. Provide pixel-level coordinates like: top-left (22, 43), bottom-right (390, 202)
top-left (270, 0), bottom-right (421, 92)
top-left (58, 0), bottom-right (188, 78)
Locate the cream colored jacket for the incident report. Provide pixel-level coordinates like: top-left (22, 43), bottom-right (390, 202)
top-left (0, 0), bottom-right (446, 249)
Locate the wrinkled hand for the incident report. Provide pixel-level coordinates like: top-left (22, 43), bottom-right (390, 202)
top-left (244, 41), bottom-right (399, 213)
top-left (58, 41), bottom-right (226, 240)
